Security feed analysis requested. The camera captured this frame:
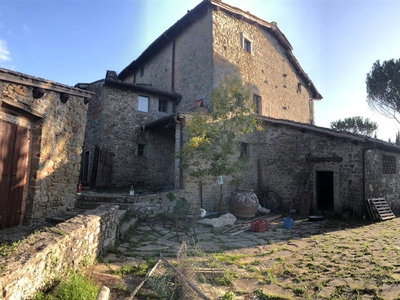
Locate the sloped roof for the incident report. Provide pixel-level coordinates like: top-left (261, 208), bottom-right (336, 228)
top-left (259, 116), bottom-right (400, 154)
top-left (118, 0), bottom-right (322, 100)
top-left (0, 68), bottom-right (94, 98)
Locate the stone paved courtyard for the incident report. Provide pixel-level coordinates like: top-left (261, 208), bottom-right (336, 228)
top-left (88, 215), bottom-right (400, 299)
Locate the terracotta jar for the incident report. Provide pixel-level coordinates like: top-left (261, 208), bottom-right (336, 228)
top-left (229, 189), bottom-right (259, 218)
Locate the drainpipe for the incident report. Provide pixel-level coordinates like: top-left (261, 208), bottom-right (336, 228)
top-left (199, 181), bottom-right (203, 208)
top-left (179, 121), bottom-right (184, 189)
top-left (164, 33), bottom-right (175, 92)
top-left (171, 40), bottom-right (176, 92)
top-left (362, 146), bottom-right (373, 219)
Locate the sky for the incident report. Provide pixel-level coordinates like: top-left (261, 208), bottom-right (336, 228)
top-left (1, 0), bottom-right (400, 141)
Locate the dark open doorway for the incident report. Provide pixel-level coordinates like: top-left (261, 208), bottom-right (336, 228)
top-left (316, 171), bottom-right (334, 211)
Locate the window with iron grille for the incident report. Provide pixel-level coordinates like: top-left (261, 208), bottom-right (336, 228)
top-left (137, 144), bottom-right (146, 156)
top-left (244, 39), bottom-right (252, 53)
top-left (240, 142), bottom-right (249, 158)
top-left (253, 94), bottom-right (261, 114)
top-left (159, 99), bottom-right (168, 112)
top-left (382, 154), bottom-right (396, 174)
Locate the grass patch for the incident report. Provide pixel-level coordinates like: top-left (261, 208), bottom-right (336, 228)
top-left (214, 253), bottom-right (245, 265)
top-left (33, 271), bottom-right (99, 300)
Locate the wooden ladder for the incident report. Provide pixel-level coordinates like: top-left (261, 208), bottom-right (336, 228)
top-left (366, 198), bottom-right (396, 221)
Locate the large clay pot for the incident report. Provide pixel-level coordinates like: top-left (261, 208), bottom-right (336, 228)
top-left (229, 189), bottom-right (259, 218)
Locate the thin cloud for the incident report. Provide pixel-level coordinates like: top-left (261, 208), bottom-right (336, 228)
top-left (23, 25), bottom-right (33, 33)
top-left (0, 40), bottom-right (11, 63)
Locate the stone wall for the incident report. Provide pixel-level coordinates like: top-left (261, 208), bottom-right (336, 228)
top-left (0, 205), bottom-right (118, 300)
top-left (212, 9), bottom-right (314, 124)
top-left (181, 119), bottom-right (400, 217)
top-left (126, 6), bottom-right (314, 123)
top-left (365, 149), bottom-right (400, 214)
top-left (81, 80), bottom-right (104, 184)
top-left (130, 11), bottom-right (214, 112)
top-left (173, 12), bottom-right (214, 111)
top-left (83, 83), bottom-right (178, 188)
top-left (255, 122), bottom-right (365, 215)
top-left (0, 69), bottom-right (90, 225)
top-left (76, 190), bottom-right (193, 220)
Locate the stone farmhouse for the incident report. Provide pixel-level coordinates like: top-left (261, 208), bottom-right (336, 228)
top-left (79, 0), bottom-right (321, 191)
top-left (79, 0), bottom-right (400, 217)
top-left (0, 68), bottom-right (91, 228)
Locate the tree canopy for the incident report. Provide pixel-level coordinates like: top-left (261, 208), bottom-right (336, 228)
top-left (330, 116), bottom-right (378, 137)
top-left (178, 77), bottom-right (262, 183)
top-left (366, 59), bottom-right (400, 123)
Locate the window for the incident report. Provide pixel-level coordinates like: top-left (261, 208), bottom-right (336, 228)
top-left (140, 66), bottom-right (144, 77)
top-left (253, 94), bottom-right (261, 114)
top-left (297, 82), bottom-right (302, 93)
top-left (241, 32), bottom-right (253, 54)
top-left (138, 95), bottom-right (149, 112)
top-left (244, 39), bottom-right (252, 53)
top-left (137, 144), bottom-right (146, 156)
top-left (383, 154), bottom-right (396, 174)
top-left (158, 99), bottom-right (168, 113)
top-left (240, 142), bottom-right (249, 158)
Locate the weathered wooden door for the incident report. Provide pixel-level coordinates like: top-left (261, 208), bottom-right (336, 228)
top-left (0, 121), bottom-right (30, 229)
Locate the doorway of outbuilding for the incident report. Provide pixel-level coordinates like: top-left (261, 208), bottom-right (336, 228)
top-left (0, 120), bottom-right (30, 229)
top-left (316, 171), bottom-right (334, 211)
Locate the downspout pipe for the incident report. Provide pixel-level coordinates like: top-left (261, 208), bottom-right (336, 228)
top-left (362, 146), bottom-right (373, 219)
top-left (163, 33), bottom-right (176, 92)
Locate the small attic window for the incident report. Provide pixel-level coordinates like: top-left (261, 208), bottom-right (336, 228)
top-left (244, 39), bottom-right (251, 53)
top-left (297, 83), bottom-right (302, 93)
top-left (241, 33), bottom-right (252, 54)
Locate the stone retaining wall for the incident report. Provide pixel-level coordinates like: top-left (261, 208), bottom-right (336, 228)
top-left (0, 205), bottom-right (118, 300)
top-left (77, 190), bottom-right (195, 220)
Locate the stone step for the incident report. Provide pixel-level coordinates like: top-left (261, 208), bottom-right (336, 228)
top-left (119, 217), bottom-right (138, 238)
top-left (77, 194), bottom-right (136, 203)
top-left (117, 210), bottom-right (127, 222)
top-left (75, 201), bottom-right (133, 210)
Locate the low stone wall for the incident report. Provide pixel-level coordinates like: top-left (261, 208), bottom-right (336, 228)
top-left (77, 190), bottom-right (196, 220)
top-left (0, 205), bottom-right (119, 300)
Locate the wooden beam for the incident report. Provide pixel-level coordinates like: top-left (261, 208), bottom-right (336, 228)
top-left (1, 98), bottom-right (45, 119)
top-left (0, 73), bottom-right (93, 99)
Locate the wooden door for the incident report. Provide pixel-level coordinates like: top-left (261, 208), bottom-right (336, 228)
top-left (0, 121), bottom-right (29, 229)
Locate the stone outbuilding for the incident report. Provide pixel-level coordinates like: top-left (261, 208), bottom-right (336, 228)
top-left (0, 68), bottom-right (92, 228)
top-left (234, 117), bottom-right (400, 218)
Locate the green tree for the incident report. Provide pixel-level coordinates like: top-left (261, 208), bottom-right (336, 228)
top-left (330, 116), bottom-right (378, 137)
top-left (179, 77), bottom-right (262, 214)
top-left (366, 59), bottom-right (400, 123)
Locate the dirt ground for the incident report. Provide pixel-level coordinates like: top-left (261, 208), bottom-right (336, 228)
top-left (86, 216), bottom-right (400, 299)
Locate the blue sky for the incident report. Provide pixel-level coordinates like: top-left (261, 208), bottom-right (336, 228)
top-left (1, 0), bottom-right (400, 141)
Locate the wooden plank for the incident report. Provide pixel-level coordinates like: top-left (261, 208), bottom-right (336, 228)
top-left (299, 192), bottom-right (310, 215)
top-left (367, 198), bottom-right (395, 221)
top-left (366, 200), bottom-right (376, 221)
top-left (0, 121), bottom-right (15, 229)
top-left (8, 125), bottom-right (29, 227)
